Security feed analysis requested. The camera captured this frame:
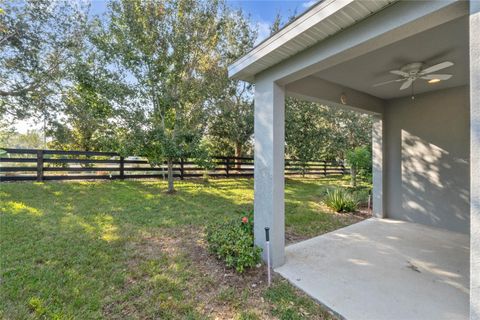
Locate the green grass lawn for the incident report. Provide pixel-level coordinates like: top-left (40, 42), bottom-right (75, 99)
top-left (0, 177), bottom-right (366, 319)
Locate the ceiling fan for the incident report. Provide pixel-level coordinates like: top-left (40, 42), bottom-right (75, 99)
top-left (373, 61), bottom-right (454, 91)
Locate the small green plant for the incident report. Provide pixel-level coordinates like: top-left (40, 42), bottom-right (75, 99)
top-left (206, 210), bottom-right (262, 273)
top-left (28, 297), bottom-right (47, 317)
top-left (346, 146), bottom-right (372, 187)
top-left (323, 188), bottom-right (359, 212)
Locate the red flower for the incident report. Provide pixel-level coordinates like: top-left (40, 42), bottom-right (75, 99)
top-left (242, 217), bottom-right (248, 224)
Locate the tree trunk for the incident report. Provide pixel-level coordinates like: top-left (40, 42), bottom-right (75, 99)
top-left (350, 166), bottom-right (357, 187)
top-left (167, 159), bottom-right (175, 193)
top-left (235, 143), bottom-right (242, 169)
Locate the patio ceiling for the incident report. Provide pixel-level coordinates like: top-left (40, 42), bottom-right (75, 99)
top-left (312, 16), bottom-right (469, 100)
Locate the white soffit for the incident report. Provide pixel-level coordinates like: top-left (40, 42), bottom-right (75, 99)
top-left (228, 0), bottom-right (397, 82)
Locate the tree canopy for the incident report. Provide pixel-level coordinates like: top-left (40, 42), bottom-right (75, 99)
top-left (0, 0), bottom-right (88, 121)
top-left (285, 97), bottom-right (372, 162)
top-left (206, 12), bottom-right (256, 158)
top-left (1, 1), bottom-right (374, 190)
top-left (91, 0), bottom-right (257, 192)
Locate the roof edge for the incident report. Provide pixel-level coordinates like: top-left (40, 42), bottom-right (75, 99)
top-left (228, 0), bottom-right (354, 81)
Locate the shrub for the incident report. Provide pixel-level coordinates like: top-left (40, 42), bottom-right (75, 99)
top-left (206, 210), bottom-right (262, 273)
top-left (346, 146), bottom-right (372, 187)
top-left (323, 188), bottom-right (359, 212)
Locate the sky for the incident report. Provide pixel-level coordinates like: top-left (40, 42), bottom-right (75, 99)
top-left (227, 0), bottom-right (316, 44)
top-left (15, 0), bottom-right (317, 134)
top-left (90, 0), bottom-right (317, 44)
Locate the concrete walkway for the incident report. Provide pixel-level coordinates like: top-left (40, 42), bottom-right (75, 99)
top-left (275, 219), bottom-right (469, 320)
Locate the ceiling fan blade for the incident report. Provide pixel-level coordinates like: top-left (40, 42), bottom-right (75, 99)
top-left (420, 74), bottom-right (452, 80)
top-left (390, 70), bottom-right (409, 77)
top-left (420, 61), bottom-right (454, 75)
top-left (400, 79), bottom-right (413, 90)
top-left (373, 78), bottom-right (403, 87)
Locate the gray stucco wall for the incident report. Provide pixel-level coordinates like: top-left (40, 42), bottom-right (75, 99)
top-left (384, 86), bottom-right (470, 233)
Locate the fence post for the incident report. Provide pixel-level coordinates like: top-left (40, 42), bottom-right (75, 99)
top-left (225, 157), bottom-right (230, 178)
top-left (340, 161), bottom-right (346, 175)
top-left (36, 150), bottom-right (44, 182)
top-left (180, 158), bottom-right (184, 180)
top-left (119, 156), bottom-right (125, 179)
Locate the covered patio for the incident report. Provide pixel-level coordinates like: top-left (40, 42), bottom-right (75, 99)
top-left (277, 219), bottom-right (469, 320)
top-left (229, 0), bottom-right (479, 319)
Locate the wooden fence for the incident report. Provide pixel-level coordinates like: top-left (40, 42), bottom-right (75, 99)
top-left (0, 148), bottom-right (347, 182)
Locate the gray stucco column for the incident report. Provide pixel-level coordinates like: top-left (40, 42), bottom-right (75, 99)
top-left (254, 79), bottom-right (286, 268)
top-left (372, 115), bottom-right (385, 218)
top-left (470, 1), bottom-right (480, 320)
top-left (470, 1), bottom-right (480, 319)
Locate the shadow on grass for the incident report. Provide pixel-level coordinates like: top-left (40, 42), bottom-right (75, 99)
top-left (0, 176), bottom-right (361, 318)
top-left (0, 180), bottom-right (248, 319)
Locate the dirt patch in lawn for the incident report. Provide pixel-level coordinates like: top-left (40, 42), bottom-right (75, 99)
top-left (151, 227), bottom-right (275, 319)
top-left (184, 228), bottom-right (277, 319)
top-left (108, 227), bottom-right (337, 319)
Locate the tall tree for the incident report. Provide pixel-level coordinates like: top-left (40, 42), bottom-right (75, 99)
top-left (48, 34), bottom-right (130, 152)
top-left (208, 82), bottom-right (253, 159)
top-left (47, 65), bottom-right (114, 152)
top-left (269, 10), bottom-right (297, 35)
top-left (0, 0), bottom-right (88, 121)
top-left (285, 98), bottom-right (328, 173)
top-left (285, 97), bottom-right (372, 164)
top-left (270, 12), bottom-right (283, 35)
top-left (96, 0), bottom-right (227, 193)
top-left (207, 11), bottom-right (256, 161)
top-left (320, 106), bottom-right (373, 160)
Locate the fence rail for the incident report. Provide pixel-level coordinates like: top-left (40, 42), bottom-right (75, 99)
top-left (0, 148), bottom-right (347, 182)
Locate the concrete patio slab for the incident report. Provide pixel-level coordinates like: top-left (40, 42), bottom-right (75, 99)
top-left (275, 219), bottom-right (469, 320)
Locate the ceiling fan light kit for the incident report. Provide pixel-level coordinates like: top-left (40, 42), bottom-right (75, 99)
top-left (373, 61), bottom-right (454, 99)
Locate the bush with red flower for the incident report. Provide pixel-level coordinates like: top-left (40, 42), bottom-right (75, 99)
top-left (206, 210), bottom-right (262, 273)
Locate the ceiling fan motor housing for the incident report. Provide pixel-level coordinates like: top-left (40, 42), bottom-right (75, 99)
top-left (401, 62), bottom-right (424, 79)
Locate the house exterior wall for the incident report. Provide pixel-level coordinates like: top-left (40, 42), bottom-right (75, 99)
top-left (469, 1), bottom-right (480, 317)
top-left (384, 86), bottom-right (470, 234)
